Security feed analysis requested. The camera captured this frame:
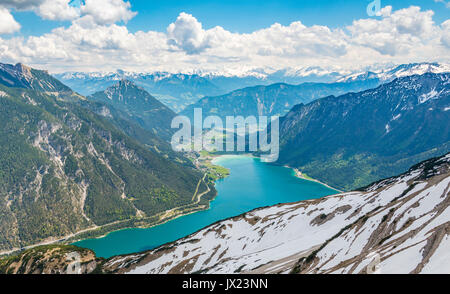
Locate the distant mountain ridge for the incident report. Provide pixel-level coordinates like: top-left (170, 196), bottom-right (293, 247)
top-left (56, 62), bottom-right (449, 112)
top-left (180, 80), bottom-right (380, 120)
top-left (57, 71), bottom-right (223, 112)
top-left (278, 73), bottom-right (450, 191)
top-left (56, 67), bottom-right (344, 112)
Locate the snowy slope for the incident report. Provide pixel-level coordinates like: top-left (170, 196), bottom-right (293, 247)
top-left (338, 63), bottom-right (450, 83)
top-left (103, 153), bottom-right (450, 274)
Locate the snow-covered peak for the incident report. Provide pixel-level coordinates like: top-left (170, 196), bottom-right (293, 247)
top-left (338, 63), bottom-right (450, 83)
top-left (58, 63), bottom-right (449, 86)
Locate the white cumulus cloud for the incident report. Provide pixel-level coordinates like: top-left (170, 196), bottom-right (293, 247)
top-left (0, 7), bottom-right (21, 34)
top-left (167, 12), bottom-right (211, 54)
top-left (434, 0), bottom-right (450, 8)
top-left (80, 0), bottom-right (137, 25)
top-left (36, 0), bottom-right (80, 21)
top-left (0, 6), bottom-right (448, 74)
top-left (441, 20), bottom-right (450, 48)
top-left (347, 6), bottom-right (438, 56)
top-left (0, 0), bottom-right (137, 23)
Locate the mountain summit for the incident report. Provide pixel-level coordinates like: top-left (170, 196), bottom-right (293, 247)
top-left (89, 80), bottom-right (176, 141)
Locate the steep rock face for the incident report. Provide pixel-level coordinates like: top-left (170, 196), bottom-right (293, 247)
top-left (278, 73), bottom-right (450, 191)
top-left (101, 153), bottom-right (450, 274)
top-left (89, 80), bottom-right (176, 141)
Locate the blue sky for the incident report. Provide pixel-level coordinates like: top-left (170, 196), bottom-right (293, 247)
top-left (10, 0), bottom-right (450, 37)
top-left (0, 0), bottom-right (449, 73)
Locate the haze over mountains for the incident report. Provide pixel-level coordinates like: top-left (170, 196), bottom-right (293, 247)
top-left (180, 80), bottom-right (380, 120)
top-left (57, 71), bottom-right (224, 112)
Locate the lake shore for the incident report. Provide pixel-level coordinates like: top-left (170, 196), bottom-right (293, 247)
top-left (212, 154), bottom-right (343, 193)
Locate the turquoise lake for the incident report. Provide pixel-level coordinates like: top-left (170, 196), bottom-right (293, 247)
top-left (73, 155), bottom-right (338, 258)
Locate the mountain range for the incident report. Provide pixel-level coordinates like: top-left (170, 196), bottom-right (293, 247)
top-left (337, 62), bottom-right (450, 83)
top-left (1, 63), bottom-right (72, 93)
top-left (56, 63), bottom-right (449, 112)
top-left (1, 61), bottom-right (449, 274)
top-left (56, 71), bottom-right (223, 112)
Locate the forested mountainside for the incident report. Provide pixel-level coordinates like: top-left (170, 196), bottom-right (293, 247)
top-left (89, 80), bottom-right (176, 141)
top-left (180, 80), bottom-right (379, 120)
top-left (278, 73), bottom-right (450, 191)
top-left (100, 153), bottom-right (449, 274)
top-left (0, 63), bottom-right (208, 251)
top-left (4, 153), bottom-right (447, 274)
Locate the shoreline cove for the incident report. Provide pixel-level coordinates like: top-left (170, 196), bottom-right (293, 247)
top-left (290, 167), bottom-right (344, 193)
